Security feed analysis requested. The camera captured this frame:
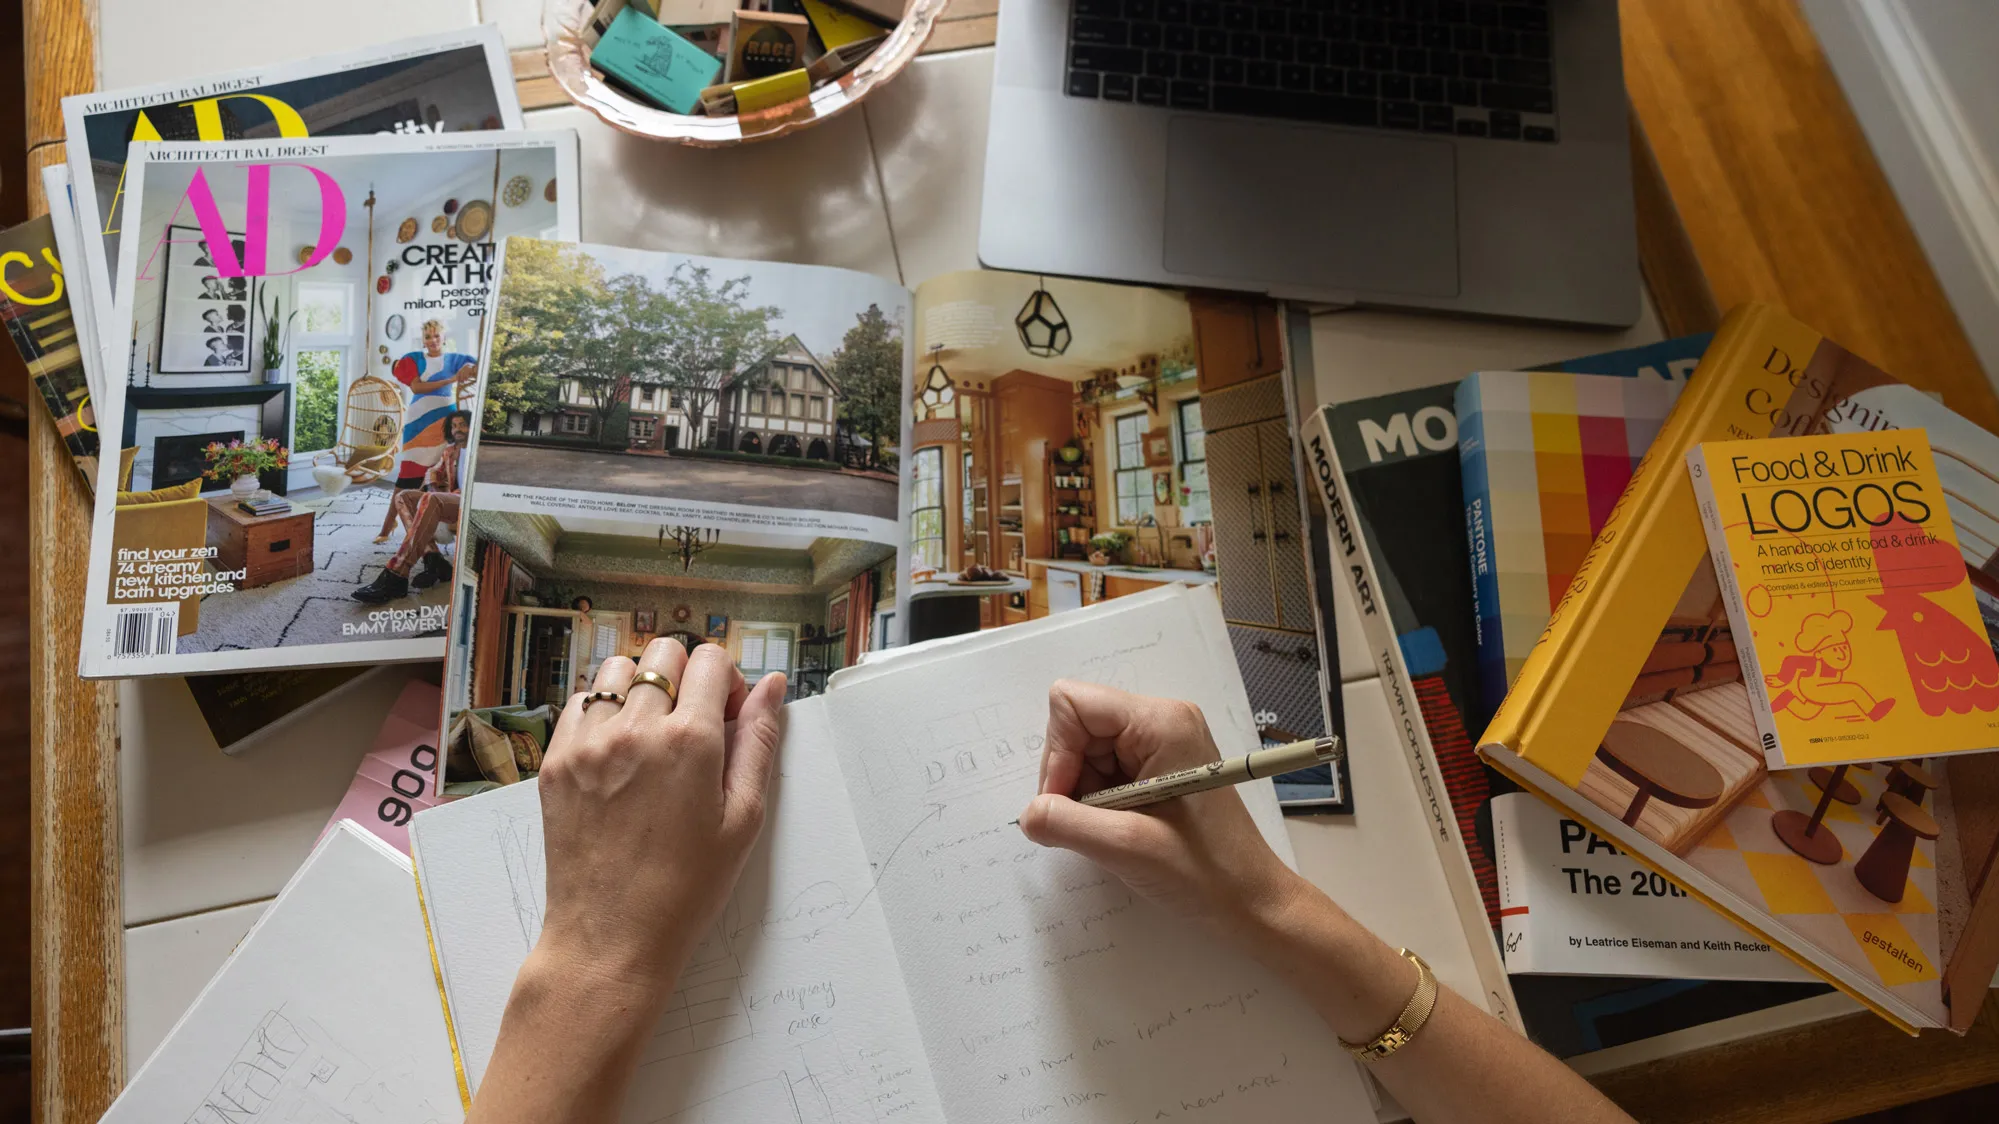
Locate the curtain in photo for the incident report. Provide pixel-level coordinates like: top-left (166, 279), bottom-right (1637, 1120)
top-left (472, 539), bottom-right (512, 708)
top-left (845, 568), bottom-right (874, 667)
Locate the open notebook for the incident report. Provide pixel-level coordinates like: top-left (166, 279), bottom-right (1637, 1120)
top-left (105, 822), bottom-right (462, 1123)
top-left (411, 585), bottom-right (1375, 1123)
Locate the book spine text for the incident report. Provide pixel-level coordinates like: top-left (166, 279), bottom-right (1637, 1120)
top-left (1303, 406), bottom-right (1522, 1030)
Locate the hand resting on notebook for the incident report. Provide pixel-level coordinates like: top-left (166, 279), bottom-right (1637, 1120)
top-left (1018, 680), bottom-right (1638, 1124)
top-left (467, 637), bottom-right (787, 1124)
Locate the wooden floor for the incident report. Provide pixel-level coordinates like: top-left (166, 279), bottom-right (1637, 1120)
top-left (1622, 0), bottom-right (1999, 432)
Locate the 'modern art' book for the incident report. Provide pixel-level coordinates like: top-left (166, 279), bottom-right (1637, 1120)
top-left (1479, 303), bottom-right (1999, 1035)
top-left (1689, 429), bottom-right (1999, 768)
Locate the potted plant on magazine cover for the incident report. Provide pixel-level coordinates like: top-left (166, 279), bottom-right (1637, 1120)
top-left (204, 437), bottom-right (290, 501)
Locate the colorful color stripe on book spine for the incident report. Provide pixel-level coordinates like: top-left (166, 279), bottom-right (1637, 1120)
top-left (1489, 373), bottom-right (1675, 616)
top-left (1401, 625), bottom-right (1495, 925)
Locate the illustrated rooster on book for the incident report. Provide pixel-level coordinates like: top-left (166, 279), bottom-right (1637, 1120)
top-left (1869, 516), bottom-right (1999, 717)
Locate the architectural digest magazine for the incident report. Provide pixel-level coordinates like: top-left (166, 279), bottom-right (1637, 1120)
top-left (62, 25), bottom-right (521, 353)
top-left (79, 131), bottom-right (579, 678)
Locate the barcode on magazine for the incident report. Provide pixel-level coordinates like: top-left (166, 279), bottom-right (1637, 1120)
top-left (112, 604), bottom-right (179, 658)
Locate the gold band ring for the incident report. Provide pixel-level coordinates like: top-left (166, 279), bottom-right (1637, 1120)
top-left (583, 690), bottom-right (625, 708)
top-left (630, 670), bottom-right (677, 702)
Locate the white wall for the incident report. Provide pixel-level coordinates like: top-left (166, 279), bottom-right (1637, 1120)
top-left (1804, 0), bottom-right (1999, 391)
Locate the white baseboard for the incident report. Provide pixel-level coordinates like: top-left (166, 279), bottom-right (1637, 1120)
top-left (1803, 0), bottom-right (1999, 390)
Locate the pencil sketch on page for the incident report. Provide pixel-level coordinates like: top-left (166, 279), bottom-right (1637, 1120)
top-left (486, 802), bottom-right (854, 1069)
top-left (656, 1033), bottom-right (914, 1124)
top-left (187, 1007), bottom-right (454, 1124)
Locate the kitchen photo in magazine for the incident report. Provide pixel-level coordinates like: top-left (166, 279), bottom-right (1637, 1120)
top-left (79, 131), bottom-right (580, 678)
top-left (903, 273), bottom-right (1346, 809)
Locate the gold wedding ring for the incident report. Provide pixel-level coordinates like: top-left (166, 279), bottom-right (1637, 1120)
top-left (630, 669), bottom-right (677, 702)
top-left (582, 690), bottom-right (625, 709)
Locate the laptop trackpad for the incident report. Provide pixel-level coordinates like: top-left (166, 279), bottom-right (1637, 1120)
top-left (1162, 117), bottom-right (1459, 297)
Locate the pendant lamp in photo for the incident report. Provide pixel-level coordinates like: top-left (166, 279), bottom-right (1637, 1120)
top-left (919, 349), bottom-right (955, 416)
top-left (1015, 277), bottom-right (1071, 357)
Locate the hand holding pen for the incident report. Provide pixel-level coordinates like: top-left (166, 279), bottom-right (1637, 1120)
top-left (1016, 680), bottom-right (1324, 937)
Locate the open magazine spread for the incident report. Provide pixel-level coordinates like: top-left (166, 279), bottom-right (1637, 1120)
top-left (62, 25), bottom-right (522, 354)
top-left (79, 132), bottom-right (580, 678)
top-left (442, 238), bottom-right (913, 787)
top-left (441, 249), bottom-right (1346, 808)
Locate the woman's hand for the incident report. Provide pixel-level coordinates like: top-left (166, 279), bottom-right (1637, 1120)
top-left (1016, 680), bottom-right (1301, 940)
top-left (469, 639), bottom-right (786, 1124)
top-left (534, 639), bottom-right (787, 1002)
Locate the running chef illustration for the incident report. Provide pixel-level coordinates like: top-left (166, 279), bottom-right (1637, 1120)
top-left (1765, 610), bottom-right (1896, 723)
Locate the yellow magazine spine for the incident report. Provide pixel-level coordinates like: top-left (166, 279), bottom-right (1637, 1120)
top-left (410, 856), bottom-right (474, 1110)
top-left (1479, 304), bottom-right (1825, 786)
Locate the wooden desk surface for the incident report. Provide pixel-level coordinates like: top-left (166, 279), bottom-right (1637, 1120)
top-left (25, 0), bottom-right (1999, 1120)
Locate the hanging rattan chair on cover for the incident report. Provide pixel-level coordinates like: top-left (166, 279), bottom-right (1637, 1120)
top-left (312, 374), bottom-right (403, 492)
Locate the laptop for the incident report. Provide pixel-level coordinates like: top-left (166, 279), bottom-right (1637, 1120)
top-left (979, 0), bottom-right (1641, 327)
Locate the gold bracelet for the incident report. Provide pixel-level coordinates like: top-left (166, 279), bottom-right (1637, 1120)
top-left (1339, 949), bottom-right (1438, 1062)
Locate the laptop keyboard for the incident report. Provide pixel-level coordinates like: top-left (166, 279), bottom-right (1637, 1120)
top-left (1065, 0), bottom-right (1559, 142)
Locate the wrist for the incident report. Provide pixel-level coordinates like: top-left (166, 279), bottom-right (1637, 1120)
top-left (1228, 862), bottom-right (1314, 946)
top-left (521, 930), bottom-right (684, 1033)
top-left (1233, 878), bottom-right (1419, 1044)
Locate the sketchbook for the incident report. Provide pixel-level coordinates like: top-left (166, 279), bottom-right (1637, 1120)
top-left (411, 584), bottom-right (1375, 1123)
top-left (439, 239), bottom-right (1345, 810)
top-left (104, 821), bottom-right (462, 1124)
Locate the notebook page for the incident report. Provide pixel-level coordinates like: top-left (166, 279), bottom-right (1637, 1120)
top-left (409, 697), bottom-right (945, 1123)
top-left (104, 823), bottom-right (462, 1124)
top-left (818, 586), bottom-right (1375, 1124)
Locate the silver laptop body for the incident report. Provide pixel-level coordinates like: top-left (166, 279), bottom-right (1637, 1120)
top-left (980, 0), bottom-right (1641, 327)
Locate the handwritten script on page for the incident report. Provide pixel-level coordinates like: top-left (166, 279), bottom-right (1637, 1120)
top-left (415, 587), bottom-right (1374, 1123)
top-left (818, 587), bottom-right (1374, 1124)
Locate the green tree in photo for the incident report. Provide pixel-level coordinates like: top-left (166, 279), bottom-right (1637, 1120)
top-left (828, 303), bottom-right (903, 471)
top-left (292, 349), bottom-right (340, 454)
top-left (570, 272), bottom-right (677, 441)
top-left (650, 263), bottom-right (781, 447)
top-left (484, 239), bottom-right (610, 434)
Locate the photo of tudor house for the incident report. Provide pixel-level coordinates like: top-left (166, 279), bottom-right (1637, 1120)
top-left (510, 334), bottom-right (847, 461)
top-left (474, 239), bottom-right (904, 525)
top-left (440, 509), bottom-right (896, 788)
top-left (111, 146), bottom-right (561, 654)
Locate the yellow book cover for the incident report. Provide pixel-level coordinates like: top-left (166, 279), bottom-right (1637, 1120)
top-left (1690, 430), bottom-right (1999, 769)
top-left (1477, 303), bottom-right (1999, 1034)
